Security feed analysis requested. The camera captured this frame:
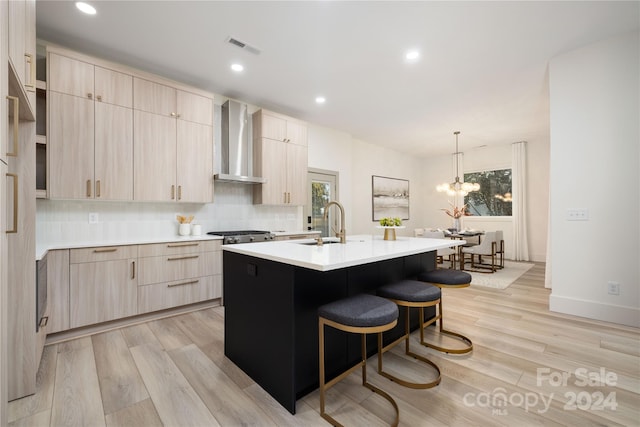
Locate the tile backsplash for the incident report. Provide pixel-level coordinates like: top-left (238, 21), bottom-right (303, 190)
top-left (36, 184), bottom-right (302, 245)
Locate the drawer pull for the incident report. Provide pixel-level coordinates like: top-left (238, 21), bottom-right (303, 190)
top-left (168, 279), bottom-right (199, 288)
top-left (167, 255), bottom-right (199, 261)
top-left (39, 316), bottom-right (49, 328)
top-left (94, 248), bottom-right (118, 253)
top-left (167, 243), bottom-right (199, 248)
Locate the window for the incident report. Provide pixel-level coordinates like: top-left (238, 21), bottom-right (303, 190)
top-left (464, 169), bottom-right (512, 216)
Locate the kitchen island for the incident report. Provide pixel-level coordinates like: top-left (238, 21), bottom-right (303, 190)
top-left (222, 235), bottom-right (464, 414)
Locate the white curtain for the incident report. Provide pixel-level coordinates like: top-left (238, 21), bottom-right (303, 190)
top-left (512, 141), bottom-right (530, 261)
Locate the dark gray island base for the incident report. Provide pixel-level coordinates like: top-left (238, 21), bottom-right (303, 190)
top-left (223, 249), bottom-right (436, 414)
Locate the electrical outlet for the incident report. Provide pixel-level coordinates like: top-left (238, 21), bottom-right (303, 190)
top-left (607, 281), bottom-right (620, 295)
top-left (566, 208), bottom-right (589, 221)
top-left (88, 212), bottom-right (99, 224)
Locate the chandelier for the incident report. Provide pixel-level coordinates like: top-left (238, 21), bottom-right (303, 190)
top-left (436, 131), bottom-right (480, 196)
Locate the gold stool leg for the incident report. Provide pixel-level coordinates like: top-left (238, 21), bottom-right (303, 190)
top-left (420, 296), bottom-right (473, 354)
top-left (378, 305), bottom-right (441, 389)
top-left (319, 318), bottom-right (400, 427)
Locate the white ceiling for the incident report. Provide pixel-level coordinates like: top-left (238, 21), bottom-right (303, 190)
top-left (36, 1), bottom-right (639, 157)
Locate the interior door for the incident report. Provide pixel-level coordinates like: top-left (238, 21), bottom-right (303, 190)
top-left (306, 170), bottom-right (337, 237)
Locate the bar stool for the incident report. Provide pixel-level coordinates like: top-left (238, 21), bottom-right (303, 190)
top-left (416, 269), bottom-right (473, 354)
top-left (318, 294), bottom-right (400, 427)
top-left (377, 280), bottom-right (442, 389)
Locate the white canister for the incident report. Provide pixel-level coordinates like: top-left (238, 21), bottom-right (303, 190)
top-left (191, 224), bottom-right (202, 236)
top-left (179, 223), bottom-right (191, 236)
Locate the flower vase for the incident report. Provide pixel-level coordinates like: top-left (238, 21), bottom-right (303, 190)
top-left (453, 218), bottom-right (460, 232)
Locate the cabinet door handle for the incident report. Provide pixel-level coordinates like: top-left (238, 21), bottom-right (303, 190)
top-left (6, 96), bottom-right (19, 157)
top-left (167, 255), bottom-right (199, 261)
top-left (171, 185), bottom-right (175, 200)
top-left (39, 316), bottom-right (48, 328)
top-left (24, 54), bottom-right (35, 90)
top-left (87, 93), bottom-right (93, 99)
top-left (131, 261), bottom-right (136, 279)
top-left (170, 112), bottom-right (177, 117)
top-left (93, 248), bottom-right (118, 253)
top-left (168, 279), bottom-right (199, 288)
top-left (96, 180), bottom-right (101, 198)
top-left (6, 173), bottom-right (18, 234)
top-left (167, 243), bottom-right (199, 248)
top-left (178, 185), bottom-right (182, 200)
top-left (86, 179), bottom-right (92, 197)
top-left (96, 95), bottom-right (102, 102)
top-left (283, 192), bottom-right (287, 203)
top-left (176, 113), bottom-right (181, 118)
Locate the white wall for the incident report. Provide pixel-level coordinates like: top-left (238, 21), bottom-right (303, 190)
top-left (307, 126), bottom-right (426, 238)
top-left (350, 138), bottom-right (427, 237)
top-left (307, 125), bottom-right (354, 232)
top-left (417, 139), bottom-right (549, 262)
top-left (548, 31), bottom-right (639, 327)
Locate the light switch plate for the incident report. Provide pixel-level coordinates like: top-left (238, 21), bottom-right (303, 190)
top-left (566, 208), bottom-right (589, 221)
top-left (88, 212), bottom-right (99, 224)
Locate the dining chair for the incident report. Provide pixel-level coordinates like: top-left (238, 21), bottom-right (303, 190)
top-left (460, 231), bottom-right (498, 272)
top-left (421, 230), bottom-right (458, 269)
top-left (495, 230), bottom-right (505, 269)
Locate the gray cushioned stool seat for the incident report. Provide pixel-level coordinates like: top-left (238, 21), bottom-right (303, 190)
top-left (417, 269), bottom-right (471, 286)
top-left (378, 280), bottom-right (441, 303)
top-left (318, 294), bottom-right (398, 328)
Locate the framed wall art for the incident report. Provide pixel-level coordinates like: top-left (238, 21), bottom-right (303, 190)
top-left (371, 175), bottom-right (409, 221)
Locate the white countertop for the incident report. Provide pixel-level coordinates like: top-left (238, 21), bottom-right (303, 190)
top-left (36, 234), bottom-right (223, 261)
top-left (222, 234), bottom-right (465, 272)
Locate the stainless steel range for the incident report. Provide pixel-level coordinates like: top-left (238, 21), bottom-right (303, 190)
top-left (207, 230), bottom-right (275, 244)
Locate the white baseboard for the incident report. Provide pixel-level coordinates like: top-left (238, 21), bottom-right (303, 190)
top-left (550, 294), bottom-right (640, 328)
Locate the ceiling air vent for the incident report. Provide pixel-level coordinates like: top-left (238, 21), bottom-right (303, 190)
top-left (226, 36), bottom-right (261, 55)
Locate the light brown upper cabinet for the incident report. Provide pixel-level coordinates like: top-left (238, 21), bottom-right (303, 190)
top-left (133, 77), bottom-right (213, 203)
top-left (8, 0), bottom-right (36, 114)
top-left (48, 53), bottom-right (133, 200)
top-left (252, 110), bottom-right (308, 205)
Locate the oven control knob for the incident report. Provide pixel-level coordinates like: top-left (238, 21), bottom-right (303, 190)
top-left (249, 236), bottom-right (255, 242)
top-left (227, 237), bottom-right (237, 244)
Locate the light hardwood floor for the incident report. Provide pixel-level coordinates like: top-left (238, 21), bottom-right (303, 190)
top-left (8, 263), bottom-right (640, 426)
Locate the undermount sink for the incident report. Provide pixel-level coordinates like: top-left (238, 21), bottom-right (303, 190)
top-left (297, 237), bottom-right (366, 246)
top-left (297, 237), bottom-right (341, 245)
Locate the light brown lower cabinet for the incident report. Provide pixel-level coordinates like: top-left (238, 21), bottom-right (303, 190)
top-left (69, 246), bottom-right (138, 329)
top-left (47, 249), bottom-right (69, 334)
top-left (137, 240), bottom-right (222, 313)
top-left (137, 275), bottom-right (221, 313)
top-left (47, 240), bottom-right (222, 333)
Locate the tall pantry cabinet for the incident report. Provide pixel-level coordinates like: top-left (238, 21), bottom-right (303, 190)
top-left (1, 1), bottom-right (8, 422)
top-left (3, 0), bottom-right (37, 404)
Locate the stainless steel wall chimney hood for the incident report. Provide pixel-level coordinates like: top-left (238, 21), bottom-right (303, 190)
top-left (214, 100), bottom-right (266, 184)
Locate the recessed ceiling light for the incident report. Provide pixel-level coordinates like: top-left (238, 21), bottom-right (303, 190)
top-left (405, 50), bottom-right (420, 61)
top-left (75, 2), bottom-right (96, 15)
top-left (231, 63), bottom-right (244, 72)
top-left (315, 96), bottom-right (326, 104)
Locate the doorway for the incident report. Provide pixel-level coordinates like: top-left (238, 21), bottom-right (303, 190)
top-left (305, 169), bottom-right (338, 237)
